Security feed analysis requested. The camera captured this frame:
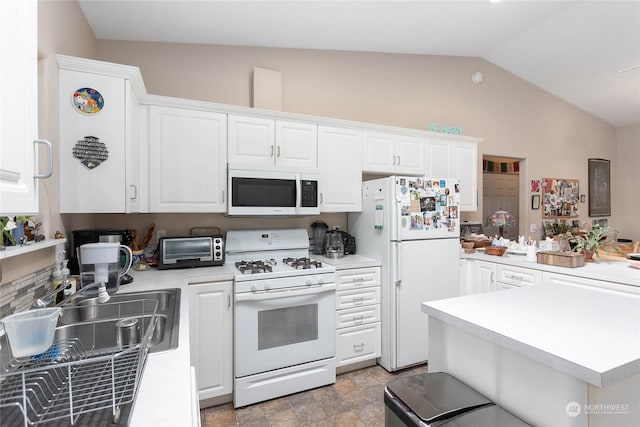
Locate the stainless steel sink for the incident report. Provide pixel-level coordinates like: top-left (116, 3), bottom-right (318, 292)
top-left (0, 289), bottom-right (181, 427)
top-left (58, 288), bottom-right (181, 353)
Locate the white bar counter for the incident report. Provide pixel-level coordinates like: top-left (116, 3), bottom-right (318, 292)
top-left (422, 284), bottom-right (640, 427)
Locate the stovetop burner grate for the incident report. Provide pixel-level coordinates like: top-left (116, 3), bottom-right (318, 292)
top-left (282, 257), bottom-right (323, 270)
top-left (235, 259), bottom-right (276, 274)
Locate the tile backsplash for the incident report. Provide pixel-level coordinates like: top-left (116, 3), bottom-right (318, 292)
top-left (0, 265), bottom-right (54, 318)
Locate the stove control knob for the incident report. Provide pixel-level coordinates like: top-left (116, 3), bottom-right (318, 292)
top-left (265, 282), bottom-right (271, 291)
top-left (250, 283), bottom-right (257, 292)
top-left (316, 276), bottom-right (324, 285)
top-left (306, 278), bottom-right (314, 286)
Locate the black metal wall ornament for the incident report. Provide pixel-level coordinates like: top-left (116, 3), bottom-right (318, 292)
top-left (73, 136), bottom-right (108, 169)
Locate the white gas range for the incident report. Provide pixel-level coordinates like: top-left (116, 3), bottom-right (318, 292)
top-left (225, 229), bottom-right (336, 408)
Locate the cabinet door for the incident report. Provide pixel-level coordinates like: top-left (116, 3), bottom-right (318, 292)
top-left (149, 106), bottom-right (227, 212)
top-left (189, 281), bottom-right (233, 401)
top-left (318, 126), bottom-right (362, 212)
top-left (451, 141), bottom-right (478, 211)
top-left (474, 260), bottom-right (497, 293)
top-left (336, 322), bottom-right (381, 367)
top-left (125, 81), bottom-right (145, 213)
top-left (335, 267), bottom-right (380, 291)
top-left (362, 132), bottom-right (395, 174)
top-left (59, 70), bottom-right (127, 213)
top-left (496, 264), bottom-right (541, 287)
top-left (424, 139), bottom-right (452, 178)
top-left (275, 120), bottom-right (317, 168)
top-left (336, 287), bottom-right (381, 310)
top-left (0, 0), bottom-right (39, 214)
top-left (395, 135), bottom-right (425, 175)
top-left (227, 115), bottom-right (274, 166)
top-left (542, 272), bottom-right (640, 295)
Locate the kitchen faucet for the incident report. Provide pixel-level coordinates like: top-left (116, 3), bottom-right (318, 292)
top-left (33, 281), bottom-right (111, 308)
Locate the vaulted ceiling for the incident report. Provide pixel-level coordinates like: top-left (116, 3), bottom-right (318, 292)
top-left (78, 1), bottom-right (640, 127)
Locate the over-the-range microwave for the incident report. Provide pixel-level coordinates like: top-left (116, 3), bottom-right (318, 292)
top-left (227, 165), bottom-right (319, 216)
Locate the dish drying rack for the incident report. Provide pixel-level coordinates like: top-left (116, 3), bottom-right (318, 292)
top-left (0, 298), bottom-right (158, 426)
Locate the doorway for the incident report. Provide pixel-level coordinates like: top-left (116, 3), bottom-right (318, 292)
top-left (482, 156), bottom-right (521, 241)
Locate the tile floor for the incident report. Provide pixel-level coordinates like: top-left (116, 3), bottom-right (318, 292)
top-left (200, 363), bottom-right (427, 426)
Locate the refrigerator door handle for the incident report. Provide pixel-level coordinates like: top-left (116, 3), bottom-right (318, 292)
top-left (395, 242), bottom-right (402, 287)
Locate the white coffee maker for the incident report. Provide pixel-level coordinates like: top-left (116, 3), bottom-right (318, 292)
top-left (78, 243), bottom-right (132, 297)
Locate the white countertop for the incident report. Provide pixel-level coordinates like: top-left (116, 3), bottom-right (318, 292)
top-left (422, 283), bottom-right (640, 387)
top-left (118, 265), bottom-right (234, 427)
top-left (462, 251), bottom-right (640, 287)
top-left (311, 254), bottom-right (381, 270)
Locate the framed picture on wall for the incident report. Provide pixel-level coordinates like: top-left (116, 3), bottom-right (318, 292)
top-left (531, 194), bottom-right (540, 210)
top-left (588, 158), bottom-right (611, 217)
top-left (542, 178), bottom-right (580, 218)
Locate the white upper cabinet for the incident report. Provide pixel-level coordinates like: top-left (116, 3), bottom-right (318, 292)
top-left (59, 70), bottom-right (130, 213)
top-left (425, 138), bottom-right (478, 211)
top-left (362, 131), bottom-right (424, 176)
top-left (0, 0), bottom-right (49, 215)
top-left (149, 106), bottom-right (227, 212)
top-left (228, 115), bottom-right (317, 168)
top-left (318, 126), bottom-right (362, 212)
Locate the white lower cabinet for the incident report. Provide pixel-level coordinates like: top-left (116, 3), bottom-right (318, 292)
top-left (334, 267), bottom-right (381, 369)
top-left (188, 281), bottom-right (233, 404)
top-left (474, 260), bottom-right (497, 293)
top-left (542, 272), bottom-right (640, 295)
top-left (496, 264), bottom-right (541, 288)
top-left (336, 322), bottom-right (381, 367)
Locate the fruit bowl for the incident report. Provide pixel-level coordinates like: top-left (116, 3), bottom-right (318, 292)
top-left (485, 246), bottom-right (507, 256)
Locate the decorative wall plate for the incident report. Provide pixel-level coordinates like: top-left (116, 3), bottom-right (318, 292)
top-left (73, 136), bottom-right (108, 169)
top-left (72, 87), bottom-right (104, 114)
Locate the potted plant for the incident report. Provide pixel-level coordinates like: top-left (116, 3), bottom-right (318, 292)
top-left (1, 216), bottom-right (17, 247)
top-left (571, 224), bottom-right (615, 262)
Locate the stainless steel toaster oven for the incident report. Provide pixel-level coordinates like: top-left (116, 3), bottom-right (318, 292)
top-left (157, 236), bottom-right (225, 269)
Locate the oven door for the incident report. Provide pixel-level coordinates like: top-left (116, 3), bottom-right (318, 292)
top-left (234, 283), bottom-right (336, 378)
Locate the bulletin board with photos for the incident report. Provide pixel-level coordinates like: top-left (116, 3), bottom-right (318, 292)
top-left (541, 178), bottom-right (579, 218)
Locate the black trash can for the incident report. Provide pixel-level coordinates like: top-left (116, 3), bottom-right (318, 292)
top-left (384, 372), bottom-right (530, 427)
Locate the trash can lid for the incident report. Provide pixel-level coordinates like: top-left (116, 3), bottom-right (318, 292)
top-left (385, 372), bottom-right (492, 424)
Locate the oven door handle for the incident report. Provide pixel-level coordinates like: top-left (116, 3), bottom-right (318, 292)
top-left (235, 283), bottom-right (336, 302)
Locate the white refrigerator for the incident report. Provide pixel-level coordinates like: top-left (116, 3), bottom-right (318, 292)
top-left (348, 176), bottom-right (461, 371)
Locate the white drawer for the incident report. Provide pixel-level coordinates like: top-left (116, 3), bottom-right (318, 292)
top-left (496, 264), bottom-right (542, 287)
top-left (336, 322), bottom-right (381, 367)
top-left (335, 267), bottom-right (380, 291)
top-left (335, 304), bottom-right (380, 329)
top-left (336, 286), bottom-right (381, 309)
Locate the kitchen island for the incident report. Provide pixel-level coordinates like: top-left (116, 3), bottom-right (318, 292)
top-left (422, 283), bottom-right (640, 427)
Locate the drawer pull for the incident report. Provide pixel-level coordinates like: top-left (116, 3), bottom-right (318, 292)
top-left (353, 343), bottom-right (365, 352)
top-left (352, 296), bottom-right (364, 305)
top-left (354, 277), bottom-right (364, 284)
top-left (352, 315), bottom-right (364, 324)
top-left (509, 275), bottom-right (524, 281)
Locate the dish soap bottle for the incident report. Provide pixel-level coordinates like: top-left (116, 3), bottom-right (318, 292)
top-left (61, 259), bottom-right (76, 298)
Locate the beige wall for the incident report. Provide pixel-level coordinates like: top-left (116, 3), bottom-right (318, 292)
top-left (37, 0), bottom-right (96, 240)
top-left (616, 125), bottom-right (640, 241)
top-left (93, 40), bottom-right (624, 239)
top-left (32, 2), bottom-right (635, 249)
